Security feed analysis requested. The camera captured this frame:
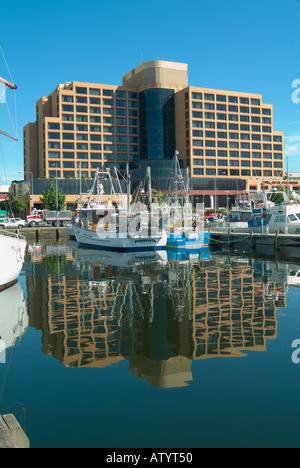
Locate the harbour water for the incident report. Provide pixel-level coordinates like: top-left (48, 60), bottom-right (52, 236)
top-left (1, 241), bottom-right (300, 448)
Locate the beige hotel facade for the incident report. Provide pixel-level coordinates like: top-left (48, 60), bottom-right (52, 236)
top-left (23, 60), bottom-right (284, 206)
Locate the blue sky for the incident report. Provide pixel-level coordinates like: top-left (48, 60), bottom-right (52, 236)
top-left (0, 0), bottom-right (300, 182)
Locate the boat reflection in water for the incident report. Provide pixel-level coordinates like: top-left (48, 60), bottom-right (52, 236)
top-left (25, 244), bottom-right (297, 389)
top-left (0, 282), bottom-right (28, 362)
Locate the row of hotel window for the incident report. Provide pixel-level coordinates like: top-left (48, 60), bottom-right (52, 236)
top-left (61, 105), bottom-right (138, 114)
top-left (189, 102), bottom-right (271, 114)
top-left (47, 153), bottom-right (139, 161)
top-left (48, 120), bottom-right (138, 129)
top-left (48, 133), bottom-right (138, 143)
top-left (191, 120), bottom-right (273, 128)
top-left (192, 168), bottom-right (282, 177)
top-left (48, 143), bottom-right (138, 152)
top-left (189, 111), bottom-right (272, 123)
top-left (192, 150), bottom-right (282, 159)
top-left (70, 88), bottom-right (137, 98)
top-left (192, 160), bottom-right (282, 168)
top-left (189, 93), bottom-right (261, 105)
top-left (190, 140), bottom-right (283, 151)
top-left (190, 131), bottom-right (279, 139)
top-left (61, 96), bottom-right (138, 107)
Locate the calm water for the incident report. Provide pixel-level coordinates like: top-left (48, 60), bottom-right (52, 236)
top-left (1, 241), bottom-right (300, 448)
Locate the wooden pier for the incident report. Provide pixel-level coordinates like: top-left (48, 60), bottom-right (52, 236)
top-left (0, 414), bottom-right (29, 448)
top-left (11, 227), bottom-right (70, 243)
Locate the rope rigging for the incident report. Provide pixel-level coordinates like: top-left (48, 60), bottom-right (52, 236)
top-left (0, 43), bottom-right (18, 142)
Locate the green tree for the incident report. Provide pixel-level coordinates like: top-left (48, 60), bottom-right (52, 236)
top-left (40, 182), bottom-right (66, 211)
top-left (10, 197), bottom-right (26, 216)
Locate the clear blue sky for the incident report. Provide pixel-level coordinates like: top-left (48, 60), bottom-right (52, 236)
top-left (0, 0), bottom-right (300, 182)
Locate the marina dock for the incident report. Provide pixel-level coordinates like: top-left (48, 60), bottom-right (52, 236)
top-left (210, 229), bottom-right (300, 251)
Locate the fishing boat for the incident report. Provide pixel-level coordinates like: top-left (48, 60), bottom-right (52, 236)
top-left (162, 152), bottom-right (210, 250)
top-left (73, 168), bottom-right (167, 251)
top-left (0, 72), bottom-right (27, 291)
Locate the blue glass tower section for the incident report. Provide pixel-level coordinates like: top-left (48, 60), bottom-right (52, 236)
top-left (139, 88), bottom-right (176, 160)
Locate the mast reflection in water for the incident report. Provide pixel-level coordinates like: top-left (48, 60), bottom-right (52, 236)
top-left (24, 244), bottom-right (290, 389)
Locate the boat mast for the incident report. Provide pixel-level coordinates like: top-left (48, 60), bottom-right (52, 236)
top-left (0, 75), bottom-right (18, 142)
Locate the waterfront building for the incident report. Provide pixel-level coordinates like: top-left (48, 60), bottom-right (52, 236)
top-left (23, 60), bottom-right (284, 208)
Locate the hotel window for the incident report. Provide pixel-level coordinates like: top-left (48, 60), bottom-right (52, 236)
top-left (192, 92), bottom-right (202, 99)
top-left (76, 87), bottom-right (87, 94)
top-left (48, 142), bottom-right (60, 149)
top-left (205, 112), bottom-right (215, 119)
top-left (62, 133), bottom-right (74, 140)
top-left (48, 152), bottom-right (60, 158)
top-left (205, 131), bottom-right (215, 138)
top-left (103, 108), bottom-right (114, 115)
top-left (230, 160), bottom-right (239, 167)
top-left (193, 140), bottom-right (203, 147)
top-left (115, 100), bottom-right (126, 107)
top-left (217, 113), bottom-right (226, 120)
top-left (251, 125), bottom-right (261, 132)
top-left (206, 169), bottom-right (216, 175)
top-left (274, 153), bottom-right (283, 159)
top-left (228, 96), bottom-right (238, 103)
top-left (229, 133), bottom-right (238, 140)
top-left (263, 117), bottom-right (272, 124)
top-left (229, 151), bottom-right (239, 157)
top-left (218, 159), bottom-right (228, 166)
top-left (204, 103), bottom-right (214, 110)
top-left (240, 124), bottom-right (250, 131)
top-left (240, 106), bottom-right (249, 113)
top-left (193, 149), bottom-right (203, 156)
top-left (193, 159), bottom-right (204, 166)
top-left (218, 169), bottom-right (228, 176)
top-left (128, 92), bottom-right (137, 99)
top-left (253, 170), bottom-right (262, 176)
top-left (264, 170), bottom-right (273, 177)
top-left (192, 121), bottom-right (203, 128)
top-left (90, 125), bottom-right (101, 132)
top-left (91, 134), bottom-right (101, 141)
top-left (241, 151), bottom-right (250, 158)
top-left (251, 99), bottom-right (260, 106)
top-left (241, 160), bottom-right (251, 167)
top-left (205, 122), bottom-right (215, 129)
top-left (77, 143), bottom-right (88, 150)
top-left (229, 124), bottom-right (238, 131)
top-left (217, 141), bottom-right (227, 148)
top-left (217, 132), bottom-right (227, 139)
top-left (263, 135), bottom-right (272, 141)
top-left (251, 107), bottom-right (260, 114)
top-left (76, 106), bottom-right (87, 113)
top-left (218, 150), bottom-right (227, 157)
top-left (252, 134), bottom-right (261, 141)
top-left (77, 115), bottom-right (88, 122)
top-left (62, 152), bottom-right (75, 159)
top-left (228, 105), bottom-right (238, 112)
top-left (77, 153), bottom-right (89, 159)
top-left (229, 114), bottom-right (238, 121)
top-left (193, 130), bottom-right (203, 137)
top-left (263, 153), bottom-right (272, 159)
top-left (204, 94), bottom-right (214, 101)
top-left (217, 122), bottom-right (227, 129)
top-left (62, 105), bottom-right (74, 112)
top-left (192, 102), bottom-right (203, 109)
top-left (76, 96), bottom-right (87, 104)
top-left (216, 95), bottom-right (226, 102)
top-left (90, 107), bottom-right (101, 114)
top-left (62, 96), bottom-right (74, 103)
top-left (62, 114), bottom-right (74, 121)
top-left (274, 144), bottom-right (283, 151)
top-left (48, 132), bottom-right (60, 139)
top-left (205, 140), bottom-right (215, 147)
top-left (240, 97), bottom-right (249, 104)
top-left (241, 170), bottom-right (251, 176)
top-left (63, 143), bottom-right (74, 149)
top-left (48, 123), bottom-right (60, 130)
top-left (253, 161), bottom-right (262, 167)
top-left (252, 152), bottom-right (261, 159)
top-left (90, 88), bottom-right (101, 96)
top-left (274, 162), bottom-right (283, 168)
top-left (194, 168), bottom-right (204, 175)
top-left (251, 116), bottom-right (260, 123)
top-left (103, 90), bottom-right (114, 97)
top-left (90, 98), bottom-right (101, 105)
top-left (206, 151), bottom-right (216, 157)
top-left (262, 108), bottom-right (271, 115)
top-left (230, 169), bottom-right (240, 176)
top-left (63, 161), bottom-right (75, 168)
top-left (241, 142), bottom-right (250, 149)
top-left (192, 111), bottom-right (202, 118)
top-left (76, 125), bottom-right (87, 132)
top-left (103, 99), bottom-right (114, 106)
top-left (252, 143), bottom-right (261, 150)
top-left (90, 153), bottom-right (102, 160)
top-left (240, 115), bottom-right (250, 122)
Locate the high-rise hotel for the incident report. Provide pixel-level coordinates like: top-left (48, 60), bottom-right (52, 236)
top-left (23, 60), bottom-right (284, 205)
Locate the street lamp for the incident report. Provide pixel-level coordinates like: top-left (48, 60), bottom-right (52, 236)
top-left (50, 163), bottom-right (59, 227)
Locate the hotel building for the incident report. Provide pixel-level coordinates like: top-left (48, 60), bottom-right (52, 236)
top-left (23, 60), bottom-right (284, 207)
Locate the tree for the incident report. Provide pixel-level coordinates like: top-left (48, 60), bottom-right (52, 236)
top-left (10, 197), bottom-right (26, 216)
top-left (40, 182), bottom-right (66, 211)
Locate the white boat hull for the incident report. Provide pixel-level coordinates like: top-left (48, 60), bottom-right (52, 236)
top-left (73, 226), bottom-right (167, 251)
top-left (0, 232), bottom-right (27, 290)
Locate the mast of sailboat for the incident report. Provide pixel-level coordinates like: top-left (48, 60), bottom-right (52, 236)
top-left (0, 75), bottom-right (18, 141)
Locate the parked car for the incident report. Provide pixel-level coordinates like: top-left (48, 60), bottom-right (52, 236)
top-left (0, 218), bottom-right (26, 229)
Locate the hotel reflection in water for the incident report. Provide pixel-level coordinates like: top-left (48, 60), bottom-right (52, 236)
top-left (24, 246), bottom-right (292, 389)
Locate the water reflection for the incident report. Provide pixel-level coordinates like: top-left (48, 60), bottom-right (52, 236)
top-left (23, 243), bottom-right (300, 388)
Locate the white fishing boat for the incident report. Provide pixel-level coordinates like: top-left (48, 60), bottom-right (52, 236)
top-left (0, 71), bottom-right (27, 290)
top-left (74, 168), bottom-right (167, 251)
top-left (0, 231), bottom-right (27, 291)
